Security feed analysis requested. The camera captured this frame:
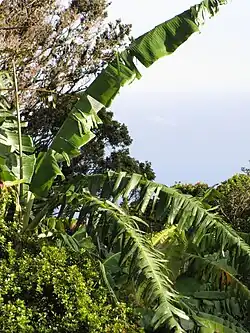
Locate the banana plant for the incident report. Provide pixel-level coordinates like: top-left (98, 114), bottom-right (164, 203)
top-left (0, 1), bottom-right (230, 195)
top-left (28, 0), bottom-right (229, 197)
top-left (0, 72), bottom-right (35, 186)
top-left (0, 0), bottom-right (230, 219)
top-left (0, 1), bottom-right (241, 332)
top-left (40, 171), bottom-right (250, 332)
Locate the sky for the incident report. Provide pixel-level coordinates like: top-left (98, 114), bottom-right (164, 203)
top-left (107, 0), bottom-right (250, 186)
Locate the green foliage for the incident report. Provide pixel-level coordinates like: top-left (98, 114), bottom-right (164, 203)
top-left (0, 187), bottom-right (19, 254)
top-left (0, 2), bottom-right (238, 332)
top-left (173, 182), bottom-right (209, 197)
top-left (29, 0), bottom-right (229, 197)
top-left (0, 246), bottom-right (143, 332)
top-left (0, 72), bottom-right (35, 184)
top-left (0, 191), bottom-right (143, 333)
top-left (2, 0), bottom-right (146, 185)
top-left (1, 0), bottom-right (131, 124)
top-left (216, 174), bottom-right (250, 232)
top-left (41, 171), bottom-right (250, 332)
top-left (153, 227), bottom-right (250, 332)
top-left (41, 102), bottom-right (155, 182)
top-left (98, 148), bottom-right (155, 180)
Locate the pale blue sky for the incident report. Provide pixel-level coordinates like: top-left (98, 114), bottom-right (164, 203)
top-left (107, 0), bottom-right (250, 186)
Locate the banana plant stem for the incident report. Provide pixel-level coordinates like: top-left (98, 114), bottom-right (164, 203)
top-left (12, 60), bottom-right (23, 198)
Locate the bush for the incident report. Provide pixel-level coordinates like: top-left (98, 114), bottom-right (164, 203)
top-left (216, 174), bottom-right (250, 233)
top-left (0, 188), bottom-right (144, 333)
top-left (173, 181), bottom-right (209, 197)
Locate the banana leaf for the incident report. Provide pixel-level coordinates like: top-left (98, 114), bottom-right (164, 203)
top-left (30, 0), bottom-right (229, 197)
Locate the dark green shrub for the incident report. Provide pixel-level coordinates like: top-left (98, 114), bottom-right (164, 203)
top-left (173, 181), bottom-right (209, 197)
top-left (216, 174), bottom-right (250, 233)
top-left (0, 188), bottom-right (143, 333)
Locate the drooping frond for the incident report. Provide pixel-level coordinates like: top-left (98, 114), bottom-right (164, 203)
top-left (151, 226), bottom-right (250, 329)
top-left (64, 172), bottom-right (250, 280)
top-left (176, 275), bottom-right (250, 332)
top-left (185, 253), bottom-right (250, 301)
top-left (70, 192), bottom-right (188, 331)
top-left (195, 313), bottom-right (249, 333)
top-left (36, 171), bottom-right (250, 330)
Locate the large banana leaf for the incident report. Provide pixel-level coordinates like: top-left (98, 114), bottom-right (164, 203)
top-left (176, 276), bottom-right (250, 332)
top-left (30, 0), bottom-right (229, 197)
top-left (152, 227), bottom-right (249, 298)
top-left (62, 172), bottom-right (250, 284)
top-left (59, 191), bottom-right (188, 332)
top-left (196, 314), bottom-right (249, 333)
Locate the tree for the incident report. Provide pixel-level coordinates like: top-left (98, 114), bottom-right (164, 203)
top-left (0, 0), bottom-right (153, 178)
top-left (173, 181), bottom-right (209, 197)
top-left (61, 108), bottom-right (156, 179)
top-left (96, 148), bottom-right (155, 180)
top-left (0, 0), bottom-right (131, 111)
top-left (215, 174), bottom-right (250, 233)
